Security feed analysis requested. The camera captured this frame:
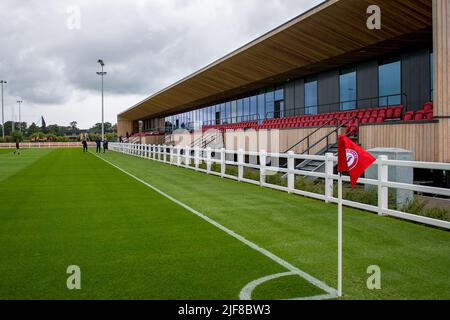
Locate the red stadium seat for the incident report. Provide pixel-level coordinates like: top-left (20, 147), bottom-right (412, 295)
top-left (424, 111), bottom-right (433, 120)
top-left (424, 102), bottom-right (433, 112)
top-left (403, 111), bottom-right (414, 121)
top-left (393, 105), bottom-right (404, 118)
top-left (414, 111), bottom-right (425, 121)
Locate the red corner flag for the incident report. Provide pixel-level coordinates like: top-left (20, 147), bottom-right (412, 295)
top-left (338, 135), bottom-right (376, 187)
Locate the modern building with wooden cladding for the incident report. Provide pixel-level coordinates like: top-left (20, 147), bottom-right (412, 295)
top-left (117, 0), bottom-right (450, 168)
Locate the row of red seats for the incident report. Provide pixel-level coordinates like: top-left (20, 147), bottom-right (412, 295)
top-left (131, 131), bottom-right (161, 137)
top-left (403, 102), bottom-right (434, 121)
top-left (200, 103), bottom-right (433, 135)
top-left (257, 105), bottom-right (403, 130)
top-left (202, 121), bottom-right (257, 132)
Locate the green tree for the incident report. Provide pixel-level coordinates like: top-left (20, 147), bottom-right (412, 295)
top-left (70, 121), bottom-right (78, 130)
top-left (3, 121), bottom-right (14, 135)
top-left (11, 130), bottom-right (24, 142)
top-left (89, 122), bottom-right (113, 134)
top-left (41, 117), bottom-right (47, 133)
top-left (28, 123), bottom-right (40, 135)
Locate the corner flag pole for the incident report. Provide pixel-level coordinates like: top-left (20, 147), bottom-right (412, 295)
top-left (336, 134), bottom-right (376, 298)
top-left (338, 172), bottom-right (343, 297)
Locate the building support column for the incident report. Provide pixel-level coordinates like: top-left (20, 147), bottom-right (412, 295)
top-left (433, 0), bottom-right (450, 162)
top-left (117, 117), bottom-right (134, 138)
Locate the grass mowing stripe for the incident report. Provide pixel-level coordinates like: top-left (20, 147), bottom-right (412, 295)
top-left (102, 150), bottom-right (450, 300)
top-left (93, 152), bottom-right (338, 298)
top-left (0, 148), bottom-right (54, 183)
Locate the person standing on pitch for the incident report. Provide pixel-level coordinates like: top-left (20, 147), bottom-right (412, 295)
top-left (82, 139), bottom-right (88, 153)
top-left (14, 138), bottom-right (20, 155)
top-left (103, 138), bottom-right (108, 153)
top-left (95, 137), bottom-right (102, 153)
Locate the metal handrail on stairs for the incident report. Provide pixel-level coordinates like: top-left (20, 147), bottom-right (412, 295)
top-left (299, 117), bottom-right (359, 156)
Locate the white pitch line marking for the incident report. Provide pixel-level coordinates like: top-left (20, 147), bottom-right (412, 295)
top-left (93, 152), bottom-right (338, 299)
top-left (240, 272), bottom-right (337, 300)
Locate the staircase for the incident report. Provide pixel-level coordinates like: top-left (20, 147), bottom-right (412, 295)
top-left (191, 130), bottom-right (222, 149)
top-left (295, 143), bottom-right (338, 173)
top-left (280, 117), bottom-right (359, 178)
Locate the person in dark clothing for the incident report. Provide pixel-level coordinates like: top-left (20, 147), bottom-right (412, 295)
top-left (82, 140), bottom-right (88, 153)
top-left (103, 139), bottom-right (108, 153)
top-left (14, 138), bottom-right (20, 155)
top-left (95, 137), bottom-right (102, 153)
top-left (119, 136), bottom-right (123, 143)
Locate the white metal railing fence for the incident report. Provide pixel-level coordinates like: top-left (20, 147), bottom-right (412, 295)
top-left (110, 143), bottom-right (450, 230)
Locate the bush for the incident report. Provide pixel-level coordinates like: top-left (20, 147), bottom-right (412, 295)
top-left (295, 176), bottom-right (325, 194)
top-left (401, 199), bottom-right (450, 222)
top-left (266, 172), bottom-right (287, 187)
top-left (56, 136), bottom-right (69, 142)
top-left (243, 168), bottom-right (260, 181)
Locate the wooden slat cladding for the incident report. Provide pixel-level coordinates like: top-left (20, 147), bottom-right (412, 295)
top-left (433, 0), bottom-right (450, 162)
top-left (119, 0), bottom-right (432, 121)
top-left (360, 122), bottom-right (439, 162)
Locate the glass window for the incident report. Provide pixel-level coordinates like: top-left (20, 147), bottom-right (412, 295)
top-left (378, 59), bottom-right (401, 106)
top-left (243, 97), bottom-right (250, 119)
top-left (257, 92), bottom-right (265, 121)
top-left (225, 102), bottom-right (231, 123)
top-left (250, 95), bottom-right (257, 120)
top-left (265, 89), bottom-right (274, 119)
top-left (210, 106), bottom-right (214, 123)
top-left (340, 67), bottom-right (357, 111)
top-left (274, 86), bottom-right (284, 101)
top-left (305, 78), bottom-right (318, 115)
top-left (237, 99), bottom-right (243, 120)
top-left (220, 103), bottom-right (225, 124)
top-left (231, 100), bottom-right (237, 123)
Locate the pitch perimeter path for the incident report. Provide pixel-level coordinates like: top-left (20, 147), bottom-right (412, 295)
top-left (0, 148), bottom-right (329, 299)
top-left (100, 150), bottom-right (450, 300)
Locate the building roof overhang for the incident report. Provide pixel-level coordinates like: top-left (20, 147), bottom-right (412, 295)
top-left (119, 0), bottom-right (433, 121)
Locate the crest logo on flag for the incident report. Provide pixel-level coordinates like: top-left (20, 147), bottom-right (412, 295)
top-left (346, 149), bottom-right (359, 170)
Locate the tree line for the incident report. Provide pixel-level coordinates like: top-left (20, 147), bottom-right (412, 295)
top-left (0, 120), bottom-right (117, 143)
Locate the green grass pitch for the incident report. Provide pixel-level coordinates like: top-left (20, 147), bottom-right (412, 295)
top-left (0, 148), bottom-right (449, 300)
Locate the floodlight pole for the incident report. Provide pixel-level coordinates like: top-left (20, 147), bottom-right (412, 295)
top-left (0, 80), bottom-right (6, 139)
top-left (97, 59), bottom-right (107, 141)
top-left (17, 100), bottom-right (23, 132)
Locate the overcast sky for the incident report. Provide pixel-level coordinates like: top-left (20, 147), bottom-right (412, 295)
top-left (0, 0), bottom-right (323, 129)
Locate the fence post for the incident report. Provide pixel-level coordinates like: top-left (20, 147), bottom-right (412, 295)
top-left (206, 147), bottom-right (212, 174)
top-left (238, 149), bottom-right (244, 181)
top-left (176, 146), bottom-right (181, 166)
top-left (220, 148), bottom-right (226, 178)
top-left (324, 153), bottom-right (335, 203)
top-left (287, 151), bottom-right (295, 193)
top-left (159, 145), bottom-right (164, 162)
top-left (168, 146), bottom-right (173, 164)
top-left (378, 155), bottom-right (389, 216)
top-left (260, 150), bottom-right (266, 186)
top-left (194, 147), bottom-right (200, 170)
top-left (185, 147), bottom-right (190, 168)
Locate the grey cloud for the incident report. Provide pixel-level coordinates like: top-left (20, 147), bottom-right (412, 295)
top-left (0, 0), bottom-right (322, 126)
